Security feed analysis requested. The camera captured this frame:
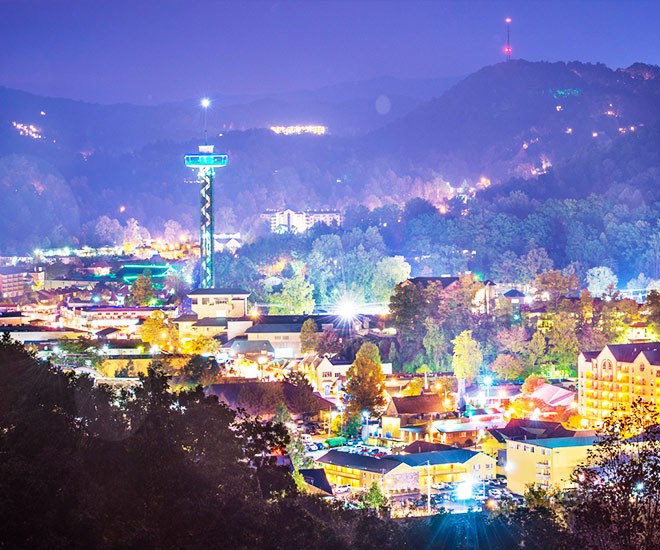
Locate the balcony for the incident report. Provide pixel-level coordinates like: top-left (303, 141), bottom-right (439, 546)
top-left (535, 462), bottom-right (550, 469)
top-left (536, 473), bottom-right (551, 480)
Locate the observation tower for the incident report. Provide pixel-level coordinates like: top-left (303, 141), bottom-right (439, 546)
top-left (184, 98), bottom-right (228, 288)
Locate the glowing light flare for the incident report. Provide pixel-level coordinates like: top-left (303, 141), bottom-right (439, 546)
top-left (456, 479), bottom-right (473, 500)
top-left (335, 295), bottom-right (359, 321)
top-left (201, 98), bottom-right (211, 108)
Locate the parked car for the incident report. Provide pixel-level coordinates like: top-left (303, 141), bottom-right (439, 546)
top-left (335, 484), bottom-right (351, 494)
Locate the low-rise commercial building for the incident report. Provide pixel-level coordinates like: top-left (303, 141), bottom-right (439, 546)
top-left (316, 448), bottom-right (495, 494)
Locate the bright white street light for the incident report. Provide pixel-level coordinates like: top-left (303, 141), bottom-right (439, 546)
top-left (456, 479), bottom-right (473, 501)
top-left (200, 98), bottom-right (211, 108)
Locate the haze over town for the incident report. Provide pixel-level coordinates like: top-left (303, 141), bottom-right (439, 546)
top-left (2, 1), bottom-right (660, 549)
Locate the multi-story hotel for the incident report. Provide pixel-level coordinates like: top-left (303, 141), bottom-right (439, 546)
top-left (261, 209), bottom-right (342, 233)
top-left (577, 343), bottom-right (660, 422)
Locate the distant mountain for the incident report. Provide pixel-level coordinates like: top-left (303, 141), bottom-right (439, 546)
top-left (370, 60), bottom-right (660, 184)
top-left (0, 74), bottom-right (457, 154)
top-left (2, 61), bottom-right (660, 254)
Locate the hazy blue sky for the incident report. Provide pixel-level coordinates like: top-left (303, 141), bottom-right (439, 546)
top-left (2, 0), bottom-right (659, 104)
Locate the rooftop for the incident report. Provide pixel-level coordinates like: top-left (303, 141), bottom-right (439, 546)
top-left (388, 394), bottom-right (445, 415)
top-left (316, 450), bottom-right (403, 474)
top-left (189, 288), bottom-right (250, 296)
top-left (522, 436), bottom-right (598, 449)
top-left (391, 449), bottom-right (481, 467)
top-left (246, 323), bottom-right (304, 334)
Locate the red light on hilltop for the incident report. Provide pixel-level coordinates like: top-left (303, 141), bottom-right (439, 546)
top-left (504, 46), bottom-right (512, 55)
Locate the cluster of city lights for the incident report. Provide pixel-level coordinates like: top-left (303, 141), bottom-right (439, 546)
top-left (270, 125), bottom-right (327, 136)
top-left (12, 121), bottom-right (43, 139)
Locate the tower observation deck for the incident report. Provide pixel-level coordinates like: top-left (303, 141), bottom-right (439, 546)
top-left (184, 145), bottom-right (228, 288)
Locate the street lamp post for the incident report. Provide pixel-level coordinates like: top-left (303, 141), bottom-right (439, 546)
top-left (427, 460), bottom-right (432, 516)
top-left (483, 375), bottom-right (493, 407)
top-left (362, 410), bottom-right (370, 442)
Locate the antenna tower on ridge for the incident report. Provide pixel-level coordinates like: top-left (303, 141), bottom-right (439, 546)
top-left (504, 18), bottom-right (512, 61)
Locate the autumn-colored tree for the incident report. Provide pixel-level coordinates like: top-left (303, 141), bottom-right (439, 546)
top-left (182, 334), bottom-right (219, 355)
top-left (317, 330), bottom-right (342, 356)
top-left (451, 330), bottom-right (483, 384)
top-left (525, 331), bottom-right (547, 372)
top-left (495, 327), bottom-right (529, 356)
top-left (401, 378), bottom-right (424, 396)
top-left (423, 318), bottom-right (448, 370)
top-left (300, 318), bottom-right (319, 354)
top-left (345, 342), bottom-right (386, 416)
top-left (534, 270), bottom-right (579, 310)
top-left (141, 310), bottom-right (179, 352)
top-left (128, 272), bottom-right (156, 306)
top-left (547, 311), bottom-right (579, 375)
top-left (521, 374), bottom-right (546, 394)
top-left (491, 354), bottom-right (525, 381)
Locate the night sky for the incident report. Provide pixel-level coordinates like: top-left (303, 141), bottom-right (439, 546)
top-left (2, 0), bottom-right (659, 105)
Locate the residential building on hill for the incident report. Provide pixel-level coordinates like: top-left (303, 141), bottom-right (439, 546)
top-left (261, 209), bottom-right (342, 234)
top-left (577, 342), bottom-right (660, 422)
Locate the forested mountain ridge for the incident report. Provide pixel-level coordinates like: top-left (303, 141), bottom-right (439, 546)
top-left (371, 60), bottom-right (660, 184)
top-left (0, 60), bottom-right (659, 260)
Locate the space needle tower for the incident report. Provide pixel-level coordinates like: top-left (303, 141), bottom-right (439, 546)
top-left (184, 98), bottom-right (228, 288)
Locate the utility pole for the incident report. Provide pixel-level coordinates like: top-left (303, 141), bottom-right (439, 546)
top-left (427, 460), bottom-right (432, 516)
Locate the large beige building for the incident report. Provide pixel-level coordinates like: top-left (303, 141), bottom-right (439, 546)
top-left (261, 209), bottom-right (342, 233)
top-left (578, 343), bottom-right (660, 421)
top-left (505, 436), bottom-right (596, 495)
top-left (189, 288), bottom-right (250, 319)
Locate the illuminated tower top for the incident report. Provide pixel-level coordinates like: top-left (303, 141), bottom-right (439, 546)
top-left (184, 98), bottom-right (228, 289)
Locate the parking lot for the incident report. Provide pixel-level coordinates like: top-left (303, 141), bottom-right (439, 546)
top-left (389, 478), bottom-right (523, 516)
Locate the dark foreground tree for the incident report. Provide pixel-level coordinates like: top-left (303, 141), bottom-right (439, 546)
top-left (566, 400), bottom-right (660, 550)
top-left (0, 335), bottom-right (412, 550)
